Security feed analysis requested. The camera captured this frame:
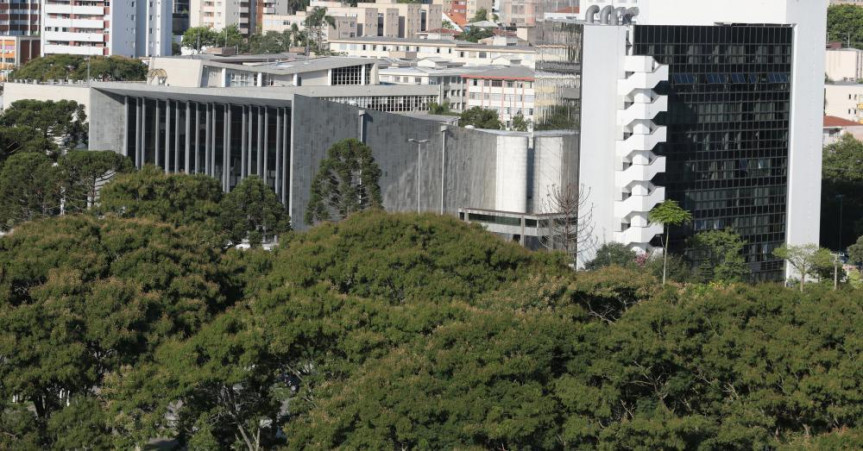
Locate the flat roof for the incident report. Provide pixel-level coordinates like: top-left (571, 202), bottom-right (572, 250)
top-left (330, 36), bottom-right (536, 52)
top-left (155, 55), bottom-right (378, 76)
top-left (91, 82), bottom-right (439, 106)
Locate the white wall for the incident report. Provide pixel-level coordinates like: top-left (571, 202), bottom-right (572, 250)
top-left (3, 83), bottom-right (92, 118)
top-left (494, 135), bottom-right (529, 212)
top-left (578, 25), bottom-right (629, 261)
top-left (826, 49), bottom-right (863, 82)
top-left (785, 1), bottom-right (827, 270)
top-left (825, 83), bottom-right (863, 121)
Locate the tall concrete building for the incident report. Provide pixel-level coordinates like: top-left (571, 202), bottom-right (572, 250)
top-left (540, 0), bottom-right (825, 278)
top-left (190, 0), bottom-right (257, 35)
top-left (0, 0), bottom-right (40, 36)
top-left (41, 0), bottom-right (172, 57)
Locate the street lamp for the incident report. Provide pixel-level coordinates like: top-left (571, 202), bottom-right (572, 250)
top-left (408, 138), bottom-right (429, 213)
top-left (837, 193), bottom-right (845, 251)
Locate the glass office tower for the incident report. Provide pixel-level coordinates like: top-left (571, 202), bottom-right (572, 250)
top-left (632, 25), bottom-right (794, 279)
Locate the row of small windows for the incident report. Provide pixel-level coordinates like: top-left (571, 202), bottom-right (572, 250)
top-left (671, 72), bottom-right (789, 85)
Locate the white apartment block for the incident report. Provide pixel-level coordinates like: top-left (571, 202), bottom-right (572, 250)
top-left (825, 48), bottom-right (863, 82)
top-left (824, 83), bottom-right (863, 122)
top-left (330, 37), bottom-right (536, 67)
top-left (190, 0), bottom-right (256, 35)
top-left (295, 1), bottom-right (442, 40)
top-left (262, 13), bottom-right (358, 41)
top-left (42, 0), bottom-right (172, 57)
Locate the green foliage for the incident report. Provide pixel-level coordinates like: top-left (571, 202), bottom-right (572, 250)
top-left (0, 152), bottom-right (60, 230)
top-left (585, 242), bottom-right (637, 270)
top-left (0, 215), bottom-right (228, 447)
top-left (511, 112), bottom-right (530, 131)
top-left (0, 99), bottom-right (88, 155)
top-left (470, 8), bottom-right (489, 22)
top-left (0, 211), bottom-right (861, 448)
top-left (182, 26), bottom-right (220, 50)
top-left (774, 244), bottom-right (835, 292)
top-left (58, 150), bottom-right (133, 214)
top-left (99, 165), bottom-right (223, 230)
top-left (9, 55), bottom-right (146, 82)
top-left (459, 106), bottom-right (503, 129)
top-left (649, 200), bottom-right (693, 285)
top-left (249, 30), bottom-right (295, 54)
top-left (457, 27), bottom-right (495, 43)
top-left (534, 104), bottom-right (579, 131)
top-left (428, 101), bottom-right (454, 115)
top-left (827, 5), bottom-right (863, 47)
top-left (850, 234), bottom-right (863, 265)
top-left (821, 134), bottom-right (863, 251)
top-left (305, 138), bottom-right (383, 225)
top-left (689, 229), bottom-right (750, 283)
top-left (219, 176), bottom-right (291, 247)
top-left (305, 7), bottom-right (336, 54)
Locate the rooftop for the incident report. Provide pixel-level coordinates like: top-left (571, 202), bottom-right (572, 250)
top-left (824, 115), bottom-right (862, 128)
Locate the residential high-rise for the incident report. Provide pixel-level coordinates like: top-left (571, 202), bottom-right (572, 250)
top-left (41, 0), bottom-right (172, 57)
top-left (538, 0), bottom-right (825, 279)
top-left (0, 0), bottom-right (40, 36)
top-left (190, 0), bottom-right (257, 35)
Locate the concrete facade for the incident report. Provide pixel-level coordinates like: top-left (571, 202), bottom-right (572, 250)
top-left (825, 83), bottom-right (863, 122)
top-left (826, 49), bottom-right (863, 82)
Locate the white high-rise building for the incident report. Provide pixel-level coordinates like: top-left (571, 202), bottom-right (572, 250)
top-left (41, 0), bottom-right (172, 57)
top-left (538, 0), bottom-right (826, 279)
top-left (190, 0), bottom-right (257, 35)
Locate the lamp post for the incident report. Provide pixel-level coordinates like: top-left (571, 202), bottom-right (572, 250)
top-left (408, 138), bottom-right (429, 213)
top-left (837, 193), bottom-right (845, 251)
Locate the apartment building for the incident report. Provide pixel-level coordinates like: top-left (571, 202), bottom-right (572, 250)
top-left (329, 36), bottom-right (536, 67)
top-left (825, 83), bottom-right (863, 122)
top-left (297, 0), bottom-right (442, 39)
top-left (445, 0), bottom-right (492, 22)
top-left (0, 35), bottom-right (39, 70)
top-left (826, 48), bottom-right (863, 82)
top-left (190, 0), bottom-right (257, 35)
top-left (0, 0), bottom-right (39, 36)
top-left (261, 12), bottom-right (358, 41)
top-left (41, 0), bottom-right (172, 57)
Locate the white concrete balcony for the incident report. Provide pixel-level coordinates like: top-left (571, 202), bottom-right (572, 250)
top-left (618, 65), bottom-right (669, 98)
top-left (45, 18), bottom-right (104, 29)
top-left (44, 44), bottom-right (104, 56)
top-left (616, 126), bottom-right (666, 159)
top-left (614, 222), bottom-right (663, 247)
top-left (617, 96), bottom-right (667, 129)
top-left (614, 186), bottom-right (666, 219)
top-left (45, 4), bottom-right (104, 15)
top-left (45, 31), bottom-right (104, 43)
top-left (615, 156), bottom-right (666, 188)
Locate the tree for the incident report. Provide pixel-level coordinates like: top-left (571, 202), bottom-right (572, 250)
top-left (249, 30), bottom-right (292, 54)
top-left (689, 229), bottom-right (750, 283)
top-left (182, 26), bottom-right (220, 51)
top-left (220, 176), bottom-right (291, 247)
top-left (0, 125), bottom-right (55, 167)
top-left (428, 101), bottom-right (454, 115)
top-left (540, 183), bottom-right (595, 267)
top-left (470, 8), bottom-right (489, 23)
top-left (0, 152), bottom-right (60, 230)
top-left (0, 100), bottom-right (88, 154)
top-left (9, 55), bottom-right (146, 82)
top-left (99, 165), bottom-right (224, 235)
top-left (305, 7), bottom-right (335, 54)
top-left (459, 106), bottom-right (502, 129)
top-left (648, 200), bottom-right (693, 285)
top-left (305, 139), bottom-right (382, 225)
top-left (821, 134), bottom-right (863, 251)
top-left (58, 150), bottom-right (133, 213)
top-left (827, 5), bottom-right (863, 47)
top-left (0, 215), bottom-right (229, 447)
top-left (773, 244), bottom-right (834, 291)
top-left (512, 113), bottom-right (530, 132)
top-left (585, 242), bottom-right (637, 271)
top-left (849, 234), bottom-right (863, 265)
top-left (457, 27), bottom-right (495, 43)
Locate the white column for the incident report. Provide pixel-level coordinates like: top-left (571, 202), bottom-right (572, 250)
top-left (154, 101), bottom-right (161, 168)
top-left (241, 105), bottom-right (247, 179)
top-left (275, 108), bottom-right (282, 195)
top-left (175, 102), bottom-right (181, 171)
top-left (205, 104), bottom-right (211, 175)
top-left (194, 104), bottom-right (201, 174)
top-left (257, 107), bottom-right (264, 177)
top-left (164, 100), bottom-right (171, 173)
top-left (224, 105), bottom-right (231, 191)
top-left (263, 108), bottom-right (269, 186)
top-left (123, 96), bottom-right (129, 157)
top-left (185, 102), bottom-right (191, 173)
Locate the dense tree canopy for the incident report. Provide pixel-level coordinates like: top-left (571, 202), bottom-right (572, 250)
top-left (822, 134), bottom-right (863, 251)
top-left (459, 106), bottom-right (503, 129)
top-left (305, 138), bottom-right (383, 225)
top-left (0, 99), bottom-right (88, 156)
top-left (0, 210), bottom-right (860, 449)
top-left (827, 4), bottom-right (863, 48)
top-left (9, 55), bottom-right (146, 82)
top-left (219, 176), bottom-right (291, 246)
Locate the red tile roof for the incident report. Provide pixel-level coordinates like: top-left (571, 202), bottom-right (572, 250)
top-left (824, 115), bottom-right (861, 128)
top-left (447, 12), bottom-right (468, 27)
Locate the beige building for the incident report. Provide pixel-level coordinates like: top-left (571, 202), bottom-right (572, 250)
top-left (286, 0), bottom-right (442, 39)
top-left (826, 48), bottom-right (863, 82)
top-left (824, 83), bottom-right (863, 122)
top-left (190, 0), bottom-right (256, 35)
top-left (262, 12), bottom-right (358, 40)
top-left (330, 36), bottom-right (537, 68)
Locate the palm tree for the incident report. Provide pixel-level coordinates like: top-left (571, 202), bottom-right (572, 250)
top-left (304, 7), bottom-right (335, 55)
